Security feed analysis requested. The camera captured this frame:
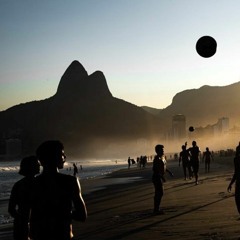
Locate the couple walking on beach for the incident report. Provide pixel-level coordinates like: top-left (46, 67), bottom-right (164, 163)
top-left (8, 140), bottom-right (87, 240)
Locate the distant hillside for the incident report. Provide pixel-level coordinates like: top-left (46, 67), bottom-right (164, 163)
top-left (158, 83), bottom-right (240, 128)
top-left (141, 106), bottom-right (162, 115)
top-left (1, 60), bottom-right (240, 158)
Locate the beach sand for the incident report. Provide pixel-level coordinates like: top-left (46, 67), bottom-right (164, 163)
top-left (1, 156), bottom-right (240, 240)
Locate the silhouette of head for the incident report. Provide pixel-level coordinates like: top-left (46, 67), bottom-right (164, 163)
top-left (155, 144), bottom-right (164, 156)
top-left (192, 141), bottom-right (197, 147)
top-left (206, 147), bottom-right (209, 151)
top-left (19, 155), bottom-right (40, 176)
top-left (182, 145), bottom-right (186, 150)
top-left (36, 140), bottom-right (66, 169)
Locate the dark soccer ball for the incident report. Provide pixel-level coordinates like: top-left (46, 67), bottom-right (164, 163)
top-left (196, 36), bottom-right (217, 58)
top-left (189, 126), bottom-right (195, 132)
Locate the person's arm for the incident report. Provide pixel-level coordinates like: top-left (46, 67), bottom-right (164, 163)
top-left (71, 177), bottom-right (87, 222)
top-left (228, 173), bottom-right (236, 192)
top-left (166, 169), bottom-right (174, 177)
top-left (178, 154), bottom-right (181, 166)
top-left (8, 184), bottom-right (18, 218)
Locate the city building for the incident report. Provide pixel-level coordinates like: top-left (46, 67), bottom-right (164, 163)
top-left (172, 114), bottom-right (186, 140)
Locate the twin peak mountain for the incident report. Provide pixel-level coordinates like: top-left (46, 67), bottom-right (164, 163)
top-left (56, 60), bottom-right (112, 100)
top-left (0, 61), bottom-right (161, 157)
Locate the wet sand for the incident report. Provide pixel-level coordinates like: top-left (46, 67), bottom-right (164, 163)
top-left (1, 156), bottom-right (240, 240)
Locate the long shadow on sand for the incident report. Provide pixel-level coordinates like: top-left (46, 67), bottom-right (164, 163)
top-left (78, 193), bottom-right (234, 240)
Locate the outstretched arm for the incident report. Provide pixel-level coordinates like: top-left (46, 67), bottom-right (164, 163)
top-left (166, 169), bottom-right (174, 177)
top-left (71, 178), bottom-right (87, 222)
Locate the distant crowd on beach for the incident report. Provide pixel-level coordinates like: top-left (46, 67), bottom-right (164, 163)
top-left (7, 138), bottom-right (240, 239)
top-left (66, 162), bottom-right (83, 176)
top-left (127, 155), bottom-right (152, 169)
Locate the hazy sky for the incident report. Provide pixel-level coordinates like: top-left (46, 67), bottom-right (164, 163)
top-left (1, 0), bottom-right (240, 111)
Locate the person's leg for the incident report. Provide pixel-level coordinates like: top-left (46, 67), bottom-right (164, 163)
top-left (153, 182), bottom-right (163, 213)
top-left (192, 163), bottom-right (199, 184)
top-left (235, 184), bottom-right (240, 214)
top-left (183, 163), bottom-right (187, 180)
top-left (208, 161), bottom-right (210, 172)
top-left (195, 163), bottom-right (199, 184)
top-left (187, 163), bottom-right (192, 179)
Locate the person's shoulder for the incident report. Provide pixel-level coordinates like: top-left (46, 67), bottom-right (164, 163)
top-left (57, 173), bottom-right (78, 183)
top-left (56, 172), bottom-right (72, 178)
top-left (14, 177), bottom-right (28, 186)
top-left (234, 156), bottom-right (240, 162)
top-left (34, 173), bottom-right (77, 184)
top-left (11, 178), bottom-right (24, 189)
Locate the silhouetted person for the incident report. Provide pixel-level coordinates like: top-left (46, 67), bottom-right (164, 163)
top-left (179, 145), bottom-right (192, 180)
top-left (8, 156), bottom-right (40, 240)
top-left (142, 156), bottom-right (147, 168)
top-left (128, 157), bottom-right (131, 169)
top-left (202, 147), bottom-right (214, 173)
top-left (228, 153), bottom-right (240, 215)
top-left (30, 140), bottom-right (87, 240)
top-left (236, 142), bottom-right (240, 156)
top-left (73, 163), bottom-right (78, 176)
top-left (188, 140), bottom-right (201, 185)
top-left (152, 144), bottom-right (173, 214)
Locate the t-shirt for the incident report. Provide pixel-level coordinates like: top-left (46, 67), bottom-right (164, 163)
top-left (152, 155), bottom-right (166, 182)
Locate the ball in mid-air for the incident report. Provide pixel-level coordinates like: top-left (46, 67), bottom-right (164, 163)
top-left (196, 36), bottom-right (217, 58)
top-left (189, 126), bottom-right (195, 132)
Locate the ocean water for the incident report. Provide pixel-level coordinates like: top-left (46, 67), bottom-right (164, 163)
top-left (0, 158), bottom-right (130, 225)
top-left (0, 159), bottom-right (127, 200)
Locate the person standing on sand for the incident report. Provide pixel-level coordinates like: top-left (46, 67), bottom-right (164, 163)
top-left (228, 150), bottom-right (240, 215)
top-left (202, 147), bottom-right (214, 173)
top-left (152, 144), bottom-right (173, 215)
top-left (128, 157), bottom-right (131, 169)
top-left (179, 145), bottom-right (192, 180)
top-left (30, 140), bottom-right (87, 240)
top-left (188, 141), bottom-right (201, 185)
top-left (236, 142), bottom-right (240, 156)
top-left (73, 163), bottom-right (78, 176)
top-left (8, 156), bottom-right (40, 240)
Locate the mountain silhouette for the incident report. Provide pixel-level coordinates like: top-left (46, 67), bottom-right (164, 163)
top-left (1, 60), bottom-right (240, 158)
top-left (56, 60), bottom-right (112, 100)
top-left (0, 60), bottom-right (162, 158)
top-left (158, 83), bottom-right (240, 128)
